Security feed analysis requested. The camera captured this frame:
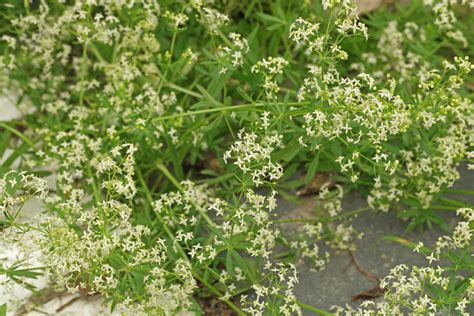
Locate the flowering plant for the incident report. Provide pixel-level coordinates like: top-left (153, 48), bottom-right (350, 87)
top-left (0, 0), bottom-right (472, 314)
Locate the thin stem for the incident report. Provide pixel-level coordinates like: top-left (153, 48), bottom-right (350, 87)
top-left (0, 120), bottom-right (28, 127)
top-left (157, 27), bottom-right (178, 95)
top-left (154, 103), bottom-right (260, 121)
top-left (136, 168), bottom-right (245, 315)
top-left (0, 122), bottom-right (35, 148)
top-left (296, 300), bottom-right (333, 316)
top-left (154, 162), bottom-right (180, 189)
top-left (136, 168), bottom-right (189, 259)
top-left (331, 206), bottom-right (371, 220)
top-left (275, 294), bottom-right (333, 316)
top-left (446, 188), bottom-right (474, 196)
top-left (439, 197), bottom-right (472, 208)
top-left (79, 43), bottom-right (88, 107)
top-left (86, 165), bottom-right (101, 203)
top-left (154, 101), bottom-right (310, 122)
top-left (155, 161), bottom-right (216, 227)
top-left (24, 0), bottom-right (30, 14)
top-left (272, 206), bottom-right (371, 224)
top-left (89, 43), bottom-right (106, 63)
top-left (165, 82), bottom-right (202, 99)
top-left (273, 218), bottom-right (316, 224)
top-left (429, 205), bottom-right (459, 211)
top-left (193, 273), bottom-right (245, 316)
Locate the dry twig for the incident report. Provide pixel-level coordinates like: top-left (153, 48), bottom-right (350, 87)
top-left (348, 251), bottom-right (387, 301)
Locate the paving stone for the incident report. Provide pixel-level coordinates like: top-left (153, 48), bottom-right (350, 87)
top-left (288, 164), bottom-right (473, 313)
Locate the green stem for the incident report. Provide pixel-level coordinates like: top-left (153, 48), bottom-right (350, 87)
top-left (0, 122), bottom-right (35, 148)
top-left (0, 120), bottom-right (27, 127)
top-left (79, 43), bottom-right (88, 107)
top-left (154, 103), bottom-right (261, 121)
top-left (446, 188), bottom-right (474, 196)
top-left (86, 165), bottom-right (101, 203)
top-left (136, 168), bottom-right (188, 260)
top-left (24, 0), bottom-right (30, 14)
top-left (89, 43), bottom-right (106, 63)
top-left (155, 161), bottom-right (216, 227)
top-left (157, 27), bottom-right (178, 95)
top-left (193, 273), bottom-right (245, 316)
top-left (154, 101), bottom-right (310, 122)
top-left (273, 218), bottom-right (316, 224)
top-left (331, 206), bottom-right (371, 220)
top-left (296, 300), bottom-right (333, 316)
top-left (272, 206), bottom-right (371, 224)
top-left (429, 205), bottom-right (459, 211)
top-left (136, 168), bottom-right (245, 315)
top-left (165, 82), bottom-right (202, 99)
top-left (275, 294), bottom-right (333, 315)
top-left (155, 161), bottom-right (182, 189)
top-left (439, 197), bottom-right (472, 208)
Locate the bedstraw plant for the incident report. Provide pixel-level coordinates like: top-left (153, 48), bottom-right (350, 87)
top-left (0, 0), bottom-right (473, 315)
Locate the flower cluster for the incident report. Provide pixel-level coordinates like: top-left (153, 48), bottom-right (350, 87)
top-left (223, 129), bottom-right (284, 186)
top-left (92, 143), bottom-right (138, 199)
top-left (0, 171), bottom-right (48, 220)
top-left (216, 32), bottom-right (249, 73)
top-left (251, 57), bottom-right (289, 99)
top-left (292, 10), bottom-right (472, 224)
top-left (39, 180), bottom-right (197, 314)
top-left (424, 0), bottom-right (469, 47)
top-left (352, 20), bottom-right (430, 83)
top-left (201, 7), bottom-right (229, 35)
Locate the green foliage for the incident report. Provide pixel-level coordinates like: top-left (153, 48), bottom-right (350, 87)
top-left (0, 303), bottom-right (6, 316)
top-left (0, 0), bottom-right (472, 314)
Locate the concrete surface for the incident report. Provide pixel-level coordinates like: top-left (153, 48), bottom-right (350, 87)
top-left (288, 164), bottom-right (473, 314)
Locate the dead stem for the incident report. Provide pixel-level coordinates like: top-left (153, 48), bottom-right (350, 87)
top-left (348, 251), bottom-right (387, 301)
top-left (56, 296), bottom-right (81, 313)
top-left (16, 288), bottom-right (67, 315)
top-left (349, 251), bottom-right (381, 283)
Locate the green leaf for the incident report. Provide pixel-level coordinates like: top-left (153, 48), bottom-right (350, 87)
top-left (447, 274), bottom-right (457, 292)
top-left (305, 152), bottom-right (320, 185)
top-left (384, 235), bottom-right (433, 253)
top-left (203, 173), bottom-right (234, 185)
top-left (190, 299), bottom-right (204, 316)
top-left (2, 142), bottom-right (29, 169)
top-left (453, 277), bottom-right (471, 295)
top-left (196, 84), bottom-right (220, 107)
top-left (9, 267), bottom-right (43, 279)
top-left (255, 12), bottom-right (286, 25)
top-left (126, 272), bottom-right (138, 293)
top-left (226, 249), bottom-right (235, 278)
top-left (382, 143), bottom-right (403, 155)
top-left (131, 271), bottom-right (145, 294)
top-left (424, 283), bottom-right (445, 300)
top-left (0, 303), bottom-right (6, 316)
top-left (236, 87), bottom-right (254, 103)
top-left (0, 130), bottom-right (11, 158)
top-left (267, 24), bottom-right (284, 31)
top-left (274, 140), bottom-right (300, 162)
